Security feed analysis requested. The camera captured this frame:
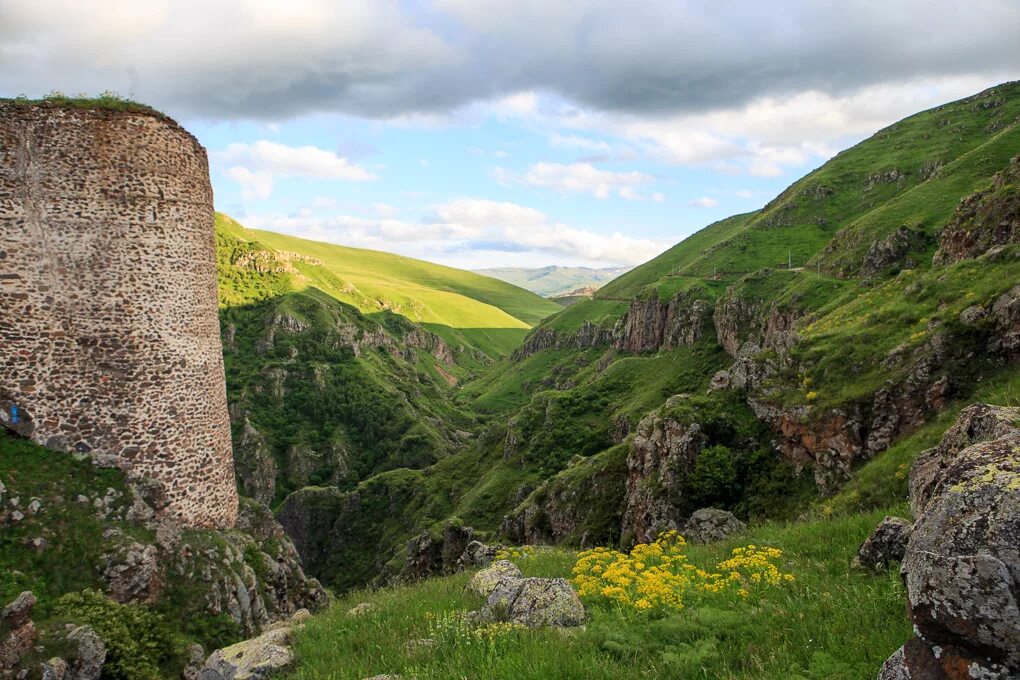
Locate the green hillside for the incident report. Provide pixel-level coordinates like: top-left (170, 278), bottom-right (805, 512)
top-left (218, 214), bottom-right (560, 358)
top-left (475, 265), bottom-right (631, 297)
top-left (276, 81), bottom-right (1020, 597)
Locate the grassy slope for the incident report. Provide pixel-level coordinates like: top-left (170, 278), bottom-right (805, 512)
top-left (290, 511), bottom-right (908, 680)
top-left (218, 214), bottom-right (560, 359)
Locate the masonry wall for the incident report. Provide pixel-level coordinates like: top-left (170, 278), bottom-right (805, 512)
top-left (0, 102), bottom-right (238, 528)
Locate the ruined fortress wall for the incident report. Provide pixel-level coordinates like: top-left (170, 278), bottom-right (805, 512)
top-left (0, 102), bottom-right (238, 528)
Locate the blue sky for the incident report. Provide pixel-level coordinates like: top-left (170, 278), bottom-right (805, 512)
top-left (3, 1), bottom-right (1018, 269)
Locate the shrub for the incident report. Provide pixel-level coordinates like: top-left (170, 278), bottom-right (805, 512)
top-left (54, 589), bottom-right (180, 680)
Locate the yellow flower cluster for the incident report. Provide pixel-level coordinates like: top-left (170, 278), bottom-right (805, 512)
top-left (571, 531), bottom-right (794, 614)
top-left (494, 545), bottom-right (535, 561)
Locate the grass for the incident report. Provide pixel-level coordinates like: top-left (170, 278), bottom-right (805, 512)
top-left (2, 91), bottom-right (160, 115)
top-left (218, 214), bottom-right (560, 357)
top-left (290, 509), bottom-right (910, 680)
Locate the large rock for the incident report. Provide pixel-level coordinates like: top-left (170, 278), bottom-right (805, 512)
top-left (457, 540), bottom-right (499, 570)
top-left (909, 403), bottom-right (1020, 516)
top-left (481, 577), bottom-right (585, 628)
top-left (199, 628), bottom-right (294, 680)
top-left (64, 626), bottom-right (107, 680)
top-left (467, 560), bottom-right (522, 598)
top-left (0, 591), bottom-right (36, 672)
top-left (682, 508), bottom-right (746, 544)
top-left (852, 516), bottom-right (911, 570)
top-left (878, 404), bottom-right (1020, 679)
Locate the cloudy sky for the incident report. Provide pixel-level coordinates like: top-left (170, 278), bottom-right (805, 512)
top-left (2, 1), bottom-right (1019, 268)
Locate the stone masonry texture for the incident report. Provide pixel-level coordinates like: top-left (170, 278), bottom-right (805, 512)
top-left (0, 102), bottom-right (238, 528)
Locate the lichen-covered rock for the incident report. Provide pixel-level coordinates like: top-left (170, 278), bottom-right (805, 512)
top-left (467, 560), bottom-right (522, 598)
top-left (909, 403), bottom-right (1020, 516)
top-left (876, 637), bottom-right (1015, 680)
top-left (880, 404), bottom-right (1020, 678)
top-left (480, 577), bottom-right (585, 628)
top-left (899, 432), bottom-right (1020, 672)
top-left (457, 540), bottom-right (499, 570)
top-left (682, 509), bottom-right (746, 544)
top-left (852, 516), bottom-right (911, 570)
top-left (199, 628), bottom-right (294, 680)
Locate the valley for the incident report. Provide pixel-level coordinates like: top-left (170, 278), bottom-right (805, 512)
top-left (2, 79), bottom-right (1018, 680)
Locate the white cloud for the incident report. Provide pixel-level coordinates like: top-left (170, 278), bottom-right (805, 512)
top-left (652, 192), bottom-right (665, 202)
top-left (549, 133), bottom-right (611, 152)
top-left (225, 166), bottom-right (273, 201)
top-left (689, 196), bottom-right (718, 208)
top-left (215, 140), bottom-right (375, 199)
top-left (242, 197), bottom-right (666, 267)
top-left (495, 162), bottom-right (654, 200)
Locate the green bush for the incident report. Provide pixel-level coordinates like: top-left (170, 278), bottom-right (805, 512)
top-left (54, 590), bottom-right (180, 680)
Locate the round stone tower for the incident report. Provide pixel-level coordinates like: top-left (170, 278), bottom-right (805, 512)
top-left (0, 101), bottom-right (238, 528)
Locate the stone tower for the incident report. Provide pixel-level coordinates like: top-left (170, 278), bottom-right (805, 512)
top-left (0, 101), bottom-right (238, 528)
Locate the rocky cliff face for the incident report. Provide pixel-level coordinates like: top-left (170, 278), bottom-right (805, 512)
top-left (620, 400), bottom-right (705, 544)
top-left (513, 292), bottom-right (713, 361)
top-left (933, 155), bottom-right (1020, 265)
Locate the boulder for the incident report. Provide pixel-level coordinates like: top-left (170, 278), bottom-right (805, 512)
top-left (467, 560), bottom-right (522, 598)
top-left (0, 591), bottom-right (36, 672)
top-left (64, 625), bottom-right (106, 680)
top-left (909, 403), bottom-right (1020, 516)
top-left (481, 577), bottom-right (585, 628)
top-left (852, 516), bottom-right (912, 570)
top-left (199, 628), bottom-right (294, 680)
top-left (681, 508), bottom-right (746, 544)
top-left (878, 403), bottom-right (1020, 679)
top-left (457, 540), bottom-right (499, 570)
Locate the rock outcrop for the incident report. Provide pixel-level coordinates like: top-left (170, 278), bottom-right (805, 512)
top-left (933, 155), bottom-right (1020, 265)
top-left (199, 610), bottom-right (311, 680)
top-left (878, 405), bottom-right (1020, 679)
top-left (682, 508), bottom-right (746, 544)
top-left (480, 577), bottom-right (586, 628)
top-left (0, 592), bottom-right (36, 675)
top-left (853, 516), bottom-right (912, 570)
top-left (467, 560), bottom-right (523, 597)
top-left (621, 397), bottom-right (706, 545)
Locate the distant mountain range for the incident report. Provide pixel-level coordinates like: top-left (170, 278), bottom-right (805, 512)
top-left (473, 265), bottom-right (632, 297)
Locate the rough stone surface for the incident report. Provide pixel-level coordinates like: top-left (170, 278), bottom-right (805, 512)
top-left (468, 560), bottom-right (522, 597)
top-left (621, 397), bottom-right (705, 544)
top-left (852, 516), bottom-right (912, 570)
top-left (64, 625), bottom-right (106, 680)
top-left (909, 403), bottom-right (1020, 517)
top-left (933, 155), bottom-right (1020, 265)
top-left (457, 540), bottom-right (499, 570)
top-left (199, 628), bottom-right (294, 680)
top-left (0, 102), bottom-right (237, 529)
top-left (481, 577), bottom-right (585, 628)
top-left (879, 404), bottom-right (1020, 678)
top-left (682, 509), bottom-right (746, 544)
top-left (0, 592), bottom-right (36, 673)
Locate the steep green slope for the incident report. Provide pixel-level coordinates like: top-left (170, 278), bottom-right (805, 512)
top-left (275, 82), bottom-right (1020, 597)
top-left (218, 214), bottom-right (561, 359)
top-left (475, 265), bottom-right (631, 297)
top-left (216, 220), bottom-right (487, 506)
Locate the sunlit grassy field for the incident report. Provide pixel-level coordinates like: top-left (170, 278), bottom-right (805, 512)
top-left (290, 509), bottom-right (910, 680)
